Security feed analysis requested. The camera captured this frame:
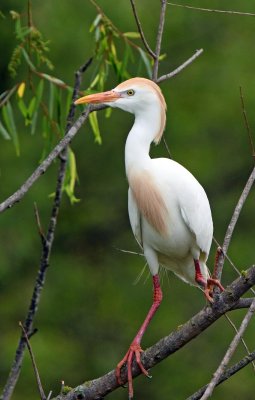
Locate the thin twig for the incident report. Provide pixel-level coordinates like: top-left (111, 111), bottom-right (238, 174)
top-left (0, 102), bottom-right (106, 214)
top-left (19, 322), bottom-right (47, 400)
top-left (167, 3), bottom-right (255, 17)
top-left (51, 266), bottom-right (255, 400)
top-left (224, 314), bottom-right (255, 372)
top-left (0, 58), bottom-right (93, 400)
top-left (129, 0), bottom-right (156, 59)
top-left (187, 349), bottom-right (255, 400)
top-left (213, 237), bottom-right (255, 297)
top-left (216, 167), bottom-right (255, 280)
top-left (200, 298), bottom-right (255, 400)
top-left (239, 86), bottom-right (255, 162)
top-left (162, 134), bottom-right (172, 158)
top-left (152, 0), bottom-right (167, 81)
top-left (157, 48), bottom-right (203, 83)
top-left (34, 202), bottom-right (46, 244)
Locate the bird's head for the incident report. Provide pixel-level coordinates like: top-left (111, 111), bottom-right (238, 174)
top-left (75, 78), bottom-right (166, 143)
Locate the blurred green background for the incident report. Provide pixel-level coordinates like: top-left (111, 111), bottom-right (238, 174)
top-left (0, 1), bottom-right (255, 399)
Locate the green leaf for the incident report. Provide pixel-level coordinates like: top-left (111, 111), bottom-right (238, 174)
top-left (138, 48), bottom-right (152, 78)
top-left (89, 111), bottom-right (102, 144)
top-left (2, 102), bottom-right (20, 155)
top-left (68, 148), bottom-right (78, 195)
top-left (105, 107), bottom-right (112, 118)
top-left (34, 79), bottom-right (44, 109)
top-left (49, 82), bottom-right (55, 119)
top-left (89, 14), bottom-right (101, 33)
top-left (28, 97), bottom-right (36, 117)
top-left (63, 148), bottom-right (80, 204)
top-left (65, 89), bottom-right (73, 122)
top-left (89, 73), bottom-right (99, 90)
top-left (31, 110), bottom-right (38, 135)
top-left (123, 32), bottom-right (141, 39)
top-left (41, 73), bottom-right (66, 86)
top-left (0, 120), bottom-right (11, 140)
top-left (21, 48), bottom-right (36, 71)
top-left (18, 98), bottom-right (28, 118)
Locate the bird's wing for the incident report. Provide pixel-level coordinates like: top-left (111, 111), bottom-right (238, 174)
top-left (180, 193), bottom-right (213, 256)
top-left (128, 187), bottom-right (143, 249)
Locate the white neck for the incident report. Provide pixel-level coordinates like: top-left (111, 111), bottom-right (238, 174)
top-left (125, 105), bottom-right (162, 179)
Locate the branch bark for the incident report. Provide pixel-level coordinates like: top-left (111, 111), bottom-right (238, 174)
top-left (216, 166), bottom-right (255, 280)
top-left (187, 349), bottom-right (255, 400)
top-left (152, 0), bottom-right (167, 81)
top-left (129, 0), bottom-right (156, 59)
top-left (200, 297), bottom-right (255, 399)
top-left (0, 102), bottom-right (106, 214)
top-left (167, 3), bottom-right (255, 17)
top-left (157, 48), bottom-right (203, 83)
top-left (52, 266), bottom-right (255, 400)
top-left (0, 58), bottom-right (92, 400)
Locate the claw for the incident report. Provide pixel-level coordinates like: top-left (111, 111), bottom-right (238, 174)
top-left (116, 343), bottom-right (150, 399)
top-left (204, 277), bottom-right (225, 303)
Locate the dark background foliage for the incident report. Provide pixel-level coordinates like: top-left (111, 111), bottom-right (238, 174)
top-left (0, 1), bottom-right (254, 399)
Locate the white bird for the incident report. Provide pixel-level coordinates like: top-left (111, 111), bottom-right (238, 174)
top-left (75, 77), bottom-right (224, 399)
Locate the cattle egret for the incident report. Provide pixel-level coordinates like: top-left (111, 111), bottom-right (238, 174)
top-left (75, 78), bottom-right (224, 399)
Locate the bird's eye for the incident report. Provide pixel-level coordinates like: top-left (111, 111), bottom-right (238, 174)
top-left (127, 89), bottom-right (135, 96)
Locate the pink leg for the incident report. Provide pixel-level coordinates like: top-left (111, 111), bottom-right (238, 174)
top-left (116, 274), bottom-right (162, 399)
top-left (194, 259), bottom-right (224, 303)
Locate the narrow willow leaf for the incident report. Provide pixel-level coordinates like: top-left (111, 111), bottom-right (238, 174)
top-left (105, 107), bottom-right (112, 118)
top-left (28, 97), bottom-right (36, 116)
top-left (89, 73), bottom-right (99, 90)
top-left (63, 148), bottom-right (80, 204)
top-left (68, 148), bottom-right (78, 194)
top-left (18, 98), bottom-right (28, 118)
top-left (49, 82), bottom-right (55, 119)
top-left (65, 89), bottom-right (73, 123)
top-left (138, 48), bottom-right (152, 78)
top-left (119, 42), bottom-right (131, 80)
top-left (34, 80), bottom-right (44, 110)
top-left (21, 48), bottom-right (36, 71)
top-left (31, 110), bottom-right (38, 135)
top-left (89, 14), bottom-right (101, 33)
top-left (17, 82), bottom-right (25, 98)
top-left (2, 102), bottom-right (20, 155)
top-left (89, 111), bottom-right (102, 144)
top-left (158, 53), bottom-right (167, 61)
top-left (41, 73), bottom-right (66, 86)
top-left (55, 87), bottom-right (64, 135)
top-left (110, 42), bottom-right (117, 58)
top-left (0, 120), bottom-right (11, 140)
top-left (123, 32), bottom-right (140, 39)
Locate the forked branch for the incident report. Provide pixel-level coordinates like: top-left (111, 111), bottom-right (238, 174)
top-left (0, 58), bottom-right (93, 400)
top-left (52, 266), bottom-right (255, 400)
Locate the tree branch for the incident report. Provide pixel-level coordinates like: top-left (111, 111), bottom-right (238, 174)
top-left (0, 101), bottom-right (106, 214)
top-left (152, 0), bottom-right (167, 81)
top-left (0, 58), bottom-right (92, 400)
top-left (167, 3), bottom-right (255, 17)
top-left (216, 166), bottom-right (255, 280)
top-left (129, 0), bottom-right (156, 59)
top-left (187, 349), bottom-right (255, 400)
top-left (52, 266), bottom-right (255, 400)
top-left (157, 48), bottom-right (203, 83)
top-left (239, 86), bottom-right (255, 161)
top-left (200, 297), bottom-right (255, 399)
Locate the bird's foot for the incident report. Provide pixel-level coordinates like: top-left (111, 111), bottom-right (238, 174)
top-left (116, 342), bottom-right (151, 399)
top-left (204, 278), bottom-right (225, 303)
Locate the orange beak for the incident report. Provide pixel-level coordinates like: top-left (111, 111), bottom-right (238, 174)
top-left (74, 90), bottom-right (121, 105)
